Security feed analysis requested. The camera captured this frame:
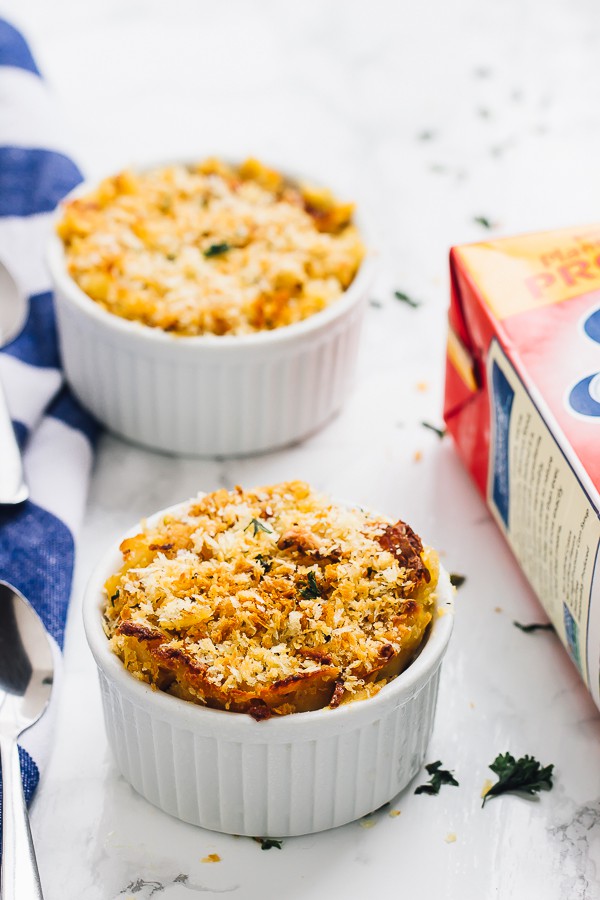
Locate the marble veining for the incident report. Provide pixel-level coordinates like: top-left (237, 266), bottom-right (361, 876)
top-left (117, 873), bottom-right (239, 896)
top-left (548, 800), bottom-right (600, 898)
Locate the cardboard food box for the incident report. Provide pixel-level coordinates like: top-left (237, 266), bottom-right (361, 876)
top-left (444, 225), bottom-right (600, 709)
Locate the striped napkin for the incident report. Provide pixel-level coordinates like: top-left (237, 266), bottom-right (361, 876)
top-left (0, 19), bottom-right (99, 840)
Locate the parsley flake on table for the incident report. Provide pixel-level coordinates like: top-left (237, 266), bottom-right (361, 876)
top-left (253, 837), bottom-right (283, 850)
top-left (245, 517), bottom-right (272, 537)
top-left (393, 289), bottom-right (421, 308)
top-left (513, 621), bottom-right (555, 634)
top-left (449, 573), bottom-right (466, 589)
top-left (421, 421), bottom-right (447, 439)
top-left (482, 752), bottom-right (554, 806)
top-left (415, 761), bottom-right (459, 795)
top-left (473, 215), bottom-right (493, 229)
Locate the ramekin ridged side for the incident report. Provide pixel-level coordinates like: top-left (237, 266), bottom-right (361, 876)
top-left (95, 654), bottom-right (443, 836)
top-left (46, 166), bottom-right (374, 458)
top-left (83, 508), bottom-right (454, 837)
top-left (49, 271), bottom-right (368, 456)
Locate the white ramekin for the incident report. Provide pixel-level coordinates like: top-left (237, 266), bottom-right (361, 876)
top-left (83, 500), bottom-right (454, 837)
top-left (47, 165), bottom-right (374, 457)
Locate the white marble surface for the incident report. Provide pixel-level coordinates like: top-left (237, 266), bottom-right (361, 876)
top-left (3, 0), bottom-right (600, 897)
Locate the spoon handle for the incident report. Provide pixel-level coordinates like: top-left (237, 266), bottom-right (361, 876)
top-left (0, 375), bottom-right (28, 504)
top-left (0, 734), bottom-right (44, 899)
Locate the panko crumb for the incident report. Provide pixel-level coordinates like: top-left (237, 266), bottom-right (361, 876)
top-left (481, 779), bottom-right (494, 799)
top-left (445, 832), bottom-right (457, 844)
top-left (388, 809), bottom-right (401, 818)
top-left (201, 854), bottom-right (221, 864)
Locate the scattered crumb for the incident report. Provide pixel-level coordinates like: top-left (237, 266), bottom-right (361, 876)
top-left (469, 701), bottom-right (475, 709)
top-left (389, 809), bottom-right (401, 818)
top-left (416, 381), bottom-right (429, 392)
top-left (413, 450), bottom-right (423, 462)
top-left (494, 606), bottom-right (503, 613)
top-left (201, 853), bottom-right (221, 864)
top-left (437, 606), bottom-right (447, 617)
top-left (445, 832), bottom-right (457, 844)
top-left (359, 819), bottom-right (376, 829)
top-left (481, 779), bottom-right (494, 799)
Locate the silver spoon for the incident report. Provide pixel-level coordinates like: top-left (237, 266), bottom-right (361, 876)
top-left (0, 580), bottom-right (54, 899)
top-left (0, 260), bottom-right (28, 504)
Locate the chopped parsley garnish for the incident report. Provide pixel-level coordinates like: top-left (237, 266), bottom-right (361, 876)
top-left (369, 299), bottom-right (383, 308)
top-left (449, 573), bottom-right (466, 589)
top-left (482, 753), bottom-right (554, 806)
top-left (473, 215), bottom-right (493, 229)
top-left (245, 518), bottom-right (272, 537)
top-left (513, 621), bottom-right (555, 634)
top-left (255, 554), bottom-right (272, 573)
top-left (414, 761), bottom-right (459, 795)
top-left (204, 242), bottom-right (231, 258)
top-left (253, 837), bottom-right (283, 850)
top-left (393, 289), bottom-right (421, 308)
top-left (299, 570), bottom-right (321, 600)
top-left (421, 421), bottom-right (447, 439)
top-left (110, 590), bottom-right (120, 602)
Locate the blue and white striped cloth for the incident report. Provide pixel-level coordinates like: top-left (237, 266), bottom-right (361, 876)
top-left (0, 19), bottom-right (99, 842)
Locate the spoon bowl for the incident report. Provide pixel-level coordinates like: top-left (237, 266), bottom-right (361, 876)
top-left (0, 580), bottom-right (54, 899)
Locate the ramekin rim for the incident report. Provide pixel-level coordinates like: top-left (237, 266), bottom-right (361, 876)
top-left (83, 497), bottom-right (454, 732)
top-left (46, 157), bottom-right (376, 349)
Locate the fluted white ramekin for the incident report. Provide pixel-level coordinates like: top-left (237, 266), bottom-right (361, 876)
top-left (47, 164), bottom-right (374, 457)
top-left (83, 500), bottom-right (454, 837)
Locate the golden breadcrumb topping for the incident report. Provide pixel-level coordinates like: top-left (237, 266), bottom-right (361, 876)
top-left (103, 482), bottom-right (438, 718)
top-left (58, 157), bottom-right (365, 336)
